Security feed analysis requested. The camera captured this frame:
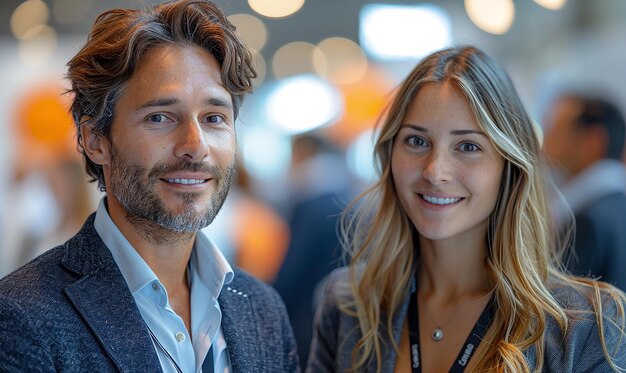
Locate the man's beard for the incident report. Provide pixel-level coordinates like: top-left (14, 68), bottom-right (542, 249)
top-left (108, 144), bottom-right (234, 235)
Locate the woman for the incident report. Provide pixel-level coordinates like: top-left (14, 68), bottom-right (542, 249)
top-left (306, 46), bottom-right (626, 372)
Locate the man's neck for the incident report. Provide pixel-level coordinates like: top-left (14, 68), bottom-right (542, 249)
top-left (105, 197), bottom-right (196, 290)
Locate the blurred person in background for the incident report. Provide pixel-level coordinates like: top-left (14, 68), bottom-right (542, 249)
top-left (10, 157), bottom-right (94, 268)
top-left (203, 158), bottom-right (291, 283)
top-left (544, 92), bottom-right (626, 291)
top-left (307, 46), bottom-right (626, 372)
top-left (0, 1), bottom-right (298, 372)
top-left (3, 84), bottom-right (98, 275)
top-left (273, 133), bottom-right (354, 368)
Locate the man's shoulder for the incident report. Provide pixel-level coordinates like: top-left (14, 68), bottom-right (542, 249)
top-left (0, 214), bottom-right (102, 305)
top-left (0, 245), bottom-right (68, 297)
top-left (227, 268), bottom-right (281, 301)
top-left (576, 191), bottom-right (626, 221)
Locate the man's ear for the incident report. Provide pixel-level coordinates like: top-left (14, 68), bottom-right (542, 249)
top-left (79, 117), bottom-right (111, 166)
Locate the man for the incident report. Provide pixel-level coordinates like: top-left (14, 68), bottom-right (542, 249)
top-left (544, 92), bottom-right (626, 291)
top-left (0, 1), bottom-right (299, 372)
top-left (273, 133), bottom-right (351, 368)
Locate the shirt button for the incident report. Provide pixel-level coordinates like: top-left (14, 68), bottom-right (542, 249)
top-left (175, 332), bottom-right (185, 342)
top-left (152, 283), bottom-right (159, 291)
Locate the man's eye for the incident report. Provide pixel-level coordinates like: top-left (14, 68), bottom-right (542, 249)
top-left (206, 115), bottom-right (225, 124)
top-left (147, 114), bottom-right (169, 123)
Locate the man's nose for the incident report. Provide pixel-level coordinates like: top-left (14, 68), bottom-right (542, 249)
top-left (174, 119), bottom-right (210, 161)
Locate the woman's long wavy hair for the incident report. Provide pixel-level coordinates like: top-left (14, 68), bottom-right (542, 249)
top-left (340, 45), bottom-right (626, 372)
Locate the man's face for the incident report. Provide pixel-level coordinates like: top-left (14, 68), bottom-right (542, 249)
top-left (543, 97), bottom-right (584, 177)
top-left (103, 44), bottom-right (236, 232)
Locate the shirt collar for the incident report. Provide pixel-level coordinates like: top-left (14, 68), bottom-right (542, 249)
top-left (191, 229), bottom-right (234, 298)
top-left (94, 197), bottom-right (234, 297)
top-left (94, 198), bottom-right (156, 294)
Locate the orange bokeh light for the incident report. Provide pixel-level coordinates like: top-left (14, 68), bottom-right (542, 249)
top-left (14, 84), bottom-right (76, 165)
top-left (323, 66), bottom-right (395, 147)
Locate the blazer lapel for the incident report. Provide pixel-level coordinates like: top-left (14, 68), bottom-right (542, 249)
top-left (219, 282), bottom-right (261, 372)
top-left (61, 216), bottom-right (161, 372)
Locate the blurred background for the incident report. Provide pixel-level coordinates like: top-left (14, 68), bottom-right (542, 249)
top-left (2, 0), bottom-right (626, 366)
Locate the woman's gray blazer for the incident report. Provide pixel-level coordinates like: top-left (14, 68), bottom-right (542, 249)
top-left (306, 268), bottom-right (626, 372)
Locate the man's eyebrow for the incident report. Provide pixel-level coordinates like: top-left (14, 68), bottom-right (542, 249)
top-left (204, 97), bottom-right (233, 110)
top-left (401, 124), bottom-right (487, 137)
top-left (136, 97), bottom-right (234, 111)
top-left (137, 98), bottom-right (178, 110)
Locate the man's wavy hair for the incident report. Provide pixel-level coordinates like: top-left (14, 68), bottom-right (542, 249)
top-left (66, 0), bottom-right (256, 191)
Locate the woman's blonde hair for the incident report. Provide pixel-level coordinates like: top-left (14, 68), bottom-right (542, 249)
top-left (341, 45), bottom-right (626, 372)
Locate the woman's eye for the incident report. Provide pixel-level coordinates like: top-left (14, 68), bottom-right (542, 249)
top-left (147, 114), bottom-right (170, 123)
top-left (407, 135), bottom-right (428, 147)
top-left (459, 142), bottom-right (480, 152)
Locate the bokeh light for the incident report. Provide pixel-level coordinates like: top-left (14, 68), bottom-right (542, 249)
top-left (227, 13), bottom-right (268, 52)
top-left (346, 129), bottom-right (378, 182)
top-left (272, 41), bottom-right (320, 79)
top-left (266, 75), bottom-right (342, 135)
top-left (10, 0), bottom-right (49, 39)
top-left (359, 3), bottom-right (452, 60)
top-left (248, 0), bottom-right (305, 18)
top-left (239, 125), bottom-right (292, 180)
top-left (465, 0), bottom-right (515, 35)
top-left (534, 0), bottom-right (567, 10)
top-left (313, 37), bottom-right (368, 86)
top-left (14, 84), bottom-right (75, 167)
top-left (324, 66), bottom-right (394, 147)
top-left (18, 25), bottom-right (58, 66)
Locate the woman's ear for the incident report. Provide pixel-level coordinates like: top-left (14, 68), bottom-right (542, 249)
top-left (79, 117), bottom-right (110, 166)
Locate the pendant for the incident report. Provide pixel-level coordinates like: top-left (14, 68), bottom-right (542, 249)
top-left (432, 328), bottom-right (443, 341)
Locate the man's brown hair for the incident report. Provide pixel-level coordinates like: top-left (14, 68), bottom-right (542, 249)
top-left (66, 0), bottom-right (256, 191)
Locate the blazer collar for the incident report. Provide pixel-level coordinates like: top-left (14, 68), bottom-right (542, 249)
top-left (218, 273), bottom-right (262, 371)
top-left (61, 215), bottom-right (161, 372)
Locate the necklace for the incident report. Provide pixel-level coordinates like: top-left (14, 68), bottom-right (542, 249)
top-left (419, 296), bottom-right (462, 342)
top-left (419, 291), bottom-right (493, 342)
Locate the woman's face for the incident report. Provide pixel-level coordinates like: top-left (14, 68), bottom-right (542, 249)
top-left (391, 82), bottom-right (505, 244)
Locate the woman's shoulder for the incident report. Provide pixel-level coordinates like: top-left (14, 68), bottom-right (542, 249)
top-left (541, 281), bottom-right (626, 372)
top-left (307, 267), bottom-right (360, 372)
top-left (549, 280), bottom-right (626, 321)
top-left (315, 267), bottom-right (353, 316)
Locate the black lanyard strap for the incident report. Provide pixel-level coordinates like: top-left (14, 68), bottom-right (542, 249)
top-left (407, 276), bottom-right (495, 373)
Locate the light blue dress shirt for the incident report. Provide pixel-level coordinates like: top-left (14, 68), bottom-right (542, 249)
top-left (94, 198), bottom-right (234, 373)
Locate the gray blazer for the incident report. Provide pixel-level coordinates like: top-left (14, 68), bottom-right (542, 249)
top-left (0, 214), bottom-right (300, 372)
top-left (306, 268), bottom-right (626, 372)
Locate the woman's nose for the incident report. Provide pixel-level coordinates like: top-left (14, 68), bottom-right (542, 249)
top-left (422, 150), bottom-right (452, 184)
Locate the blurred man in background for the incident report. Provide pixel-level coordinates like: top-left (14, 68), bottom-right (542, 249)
top-left (273, 133), bottom-right (353, 368)
top-left (544, 92), bottom-right (626, 291)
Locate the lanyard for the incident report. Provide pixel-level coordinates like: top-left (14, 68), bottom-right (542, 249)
top-left (407, 275), bottom-right (495, 373)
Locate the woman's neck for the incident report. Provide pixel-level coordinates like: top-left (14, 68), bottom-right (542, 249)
top-left (417, 235), bottom-right (491, 303)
